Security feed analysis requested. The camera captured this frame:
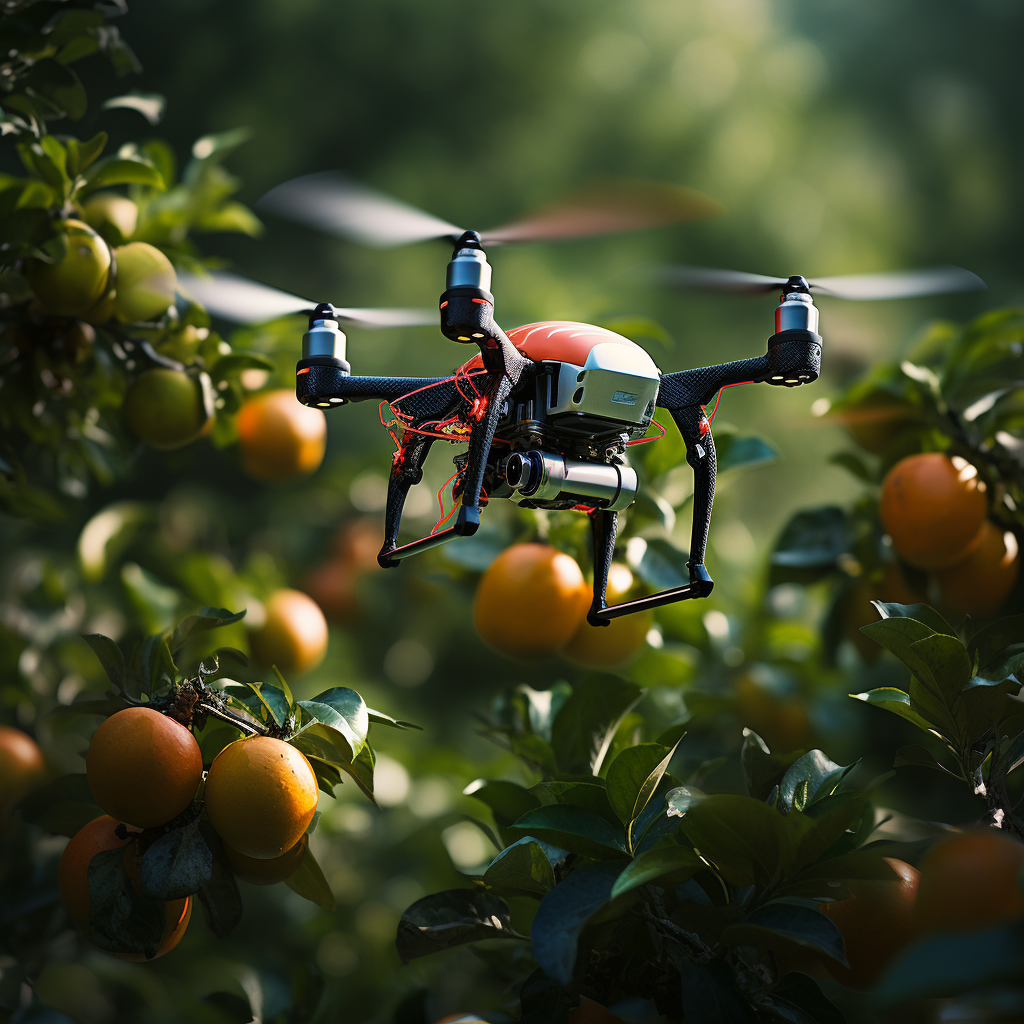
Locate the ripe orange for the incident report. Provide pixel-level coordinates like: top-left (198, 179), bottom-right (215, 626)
top-left (879, 453), bottom-right (987, 569)
top-left (237, 390), bottom-right (326, 482)
top-left (934, 521), bottom-right (1020, 617)
top-left (570, 997), bottom-right (625, 1024)
top-left (26, 220), bottom-right (111, 317)
top-left (204, 736), bottom-right (318, 859)
top-left (301, 559), bottom-right (358, 623)
top-left (333, 517), bottom-right (385, 570)
top-left (733, 676), bottom-right (812, 753)
top-left (819, 857), bottom-right (919, 990)
top-left (474, 543), bottom-right (590, 658)
top-left (0, 725), bottom-right (45, 805)
top-left (250, 588), bottom-right (329, 676)
top-left (122, 368), bottom-right (211, 450)
top-left (561, 564), bottom-right (651, 667)
top-left (58, 815), bottom-right (191, 960)
top-left (224, 834), bottom-right (308, 885)
top-left (915, 829), bottom-right (1024, 935)
top-left (86, 707), bottom-right (203, 829)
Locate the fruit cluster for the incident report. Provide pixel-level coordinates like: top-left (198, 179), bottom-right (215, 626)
top-left (473, 542), bottom-right (651, 667)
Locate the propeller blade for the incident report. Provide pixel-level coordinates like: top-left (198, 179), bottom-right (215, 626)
top-left (179, 271), bottom-right (435, 328)
top-left (179, 271), bottom-right (313, 323)
top-left (656, 265), bottom-right (784, 293)
top-left (484, 181), bottom-right (725, 245)
top-left (258, 172), bottom-right (464, 247)
top-left (807, 266), bottom-right (987, 300)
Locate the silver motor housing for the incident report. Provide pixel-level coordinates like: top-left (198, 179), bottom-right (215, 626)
top-left (504, 450), bottom-right (637, 512)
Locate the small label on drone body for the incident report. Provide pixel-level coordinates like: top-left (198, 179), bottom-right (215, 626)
top-left (611, 391), bottom-right (638, 406)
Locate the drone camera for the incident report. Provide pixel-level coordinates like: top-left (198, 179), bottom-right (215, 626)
top-left (504, 450), bottom-right (637, 511)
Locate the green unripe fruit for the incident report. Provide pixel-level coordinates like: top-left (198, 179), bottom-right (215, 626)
top-left (26, 220), bottom-right (111, 317)
top-left (122, 369), bottom-right (211, 450)
top-left (81, 193), bottom-right (138, 244)
top-left (112, 243), bottom-right (177, 323)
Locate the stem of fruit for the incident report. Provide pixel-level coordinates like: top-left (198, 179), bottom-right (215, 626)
top-left (194, 699), bottom-right (267, 738)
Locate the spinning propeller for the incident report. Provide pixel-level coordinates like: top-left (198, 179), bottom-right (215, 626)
top-left (258, 172), bottom-right (725, 248)
top-left (177, 270), bottom-right (436, 327)
top-left (656, 264), bottom-right (986, 300)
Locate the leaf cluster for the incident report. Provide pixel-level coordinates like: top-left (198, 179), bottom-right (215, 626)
top-left (398, 675), bottom-right (884, 1023)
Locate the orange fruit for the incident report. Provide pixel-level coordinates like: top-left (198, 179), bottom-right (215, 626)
top-left (58, 815), bottom-right (191, 960)
top-left (332, 517), bottom-right (384, 570)
top-left (561, 563), bottom-right (651, 667)
top-left (474, 543), bottom-right (590, 658)
top-left (818, 857), bottom-right (919, 990)
top-left (733, 676), bottom-right (812, 753)
top-left (26, 220), bottom-right (111, 317)
top-left (0, 725), bottom-right (45, 805)
top-left (934, 521), bottom-right (1020, 617)
top-left (86, 707), bottom-right (202, 829)
top-left (301, 559), bottom-right (358, 623)
top-left (916, 829), bottom-right (1024, 935)
top-left (224, 834), bottom-right (308, 884)
top-left (122, 368), bottom-right (211, 450)
top-left (570, 997), bottom-right (625, 1024)
top-left (250, 588), bottom-right (329, 676)
top-left (204, 736), bottom-right (318, 859)
top-left (879, 453), bottom-right (987, 569)
top-left (237, 390), bottom-right (326, 482)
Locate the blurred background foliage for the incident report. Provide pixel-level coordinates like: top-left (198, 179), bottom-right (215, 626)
top-left (3, 0), bottom-right (1024, 1021)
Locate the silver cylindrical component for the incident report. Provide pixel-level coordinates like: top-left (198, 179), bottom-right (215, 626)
top-left (775, 291), bottom-right (819, 334)
top-left (302, 319), bottom-right (347, 362)
top-left (505, 450), bottom-right (637, 512)
top-left (446, 248), bottom-right (493, 291)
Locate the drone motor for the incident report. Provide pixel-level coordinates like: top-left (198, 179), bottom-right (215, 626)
top-left (440, 233), bottom-right (495, 344)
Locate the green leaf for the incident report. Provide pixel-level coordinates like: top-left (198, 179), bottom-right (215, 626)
top-left (550, 675), bottom-right (643, 775)
top-left (740, 729), bottom-right (803, 802)
top-left (675, 793), bottom-right (787, 886)
top-left (715, 431), bottom-right (778, 473)
top-left (510, 805), bottom-right (627, 859)
top-left (87, 846), bottom-right (168, 958)
top-left (284, 842), bottom-right (335, 910)
top-left (66, 131), bottom-right (107, 177)
top-left (483, 838), bottom-right (556, 895)
top-left (609, 843), bottom-right (701, 899)
top-left (209, 352), bottom-right (275, 383)
top-left (366, 707), bottom-right (421, 730)
top-left (82, 157), bottom-right (165, 192)
top-left (465, 780), bottom-right (541, 827)
top-left (301, 686), bottom-right (368, 757)
top-left (627, 536), bottom-right (690, 591)
top-left (290, 722), bottom-right (356, 768)
top-left (396, 889), bottom-right (519, 964)
top-left (870, 601), bottom-right (958, 637)
top-left (531, 861), bottom-right (623, 985)
top-left (605, 742), bottom-right (678, 844)
top-left (969, 614), bottom-right (1024, 682)
top-left (101, 92), bottom-right (166, 125)
top-left (851, 687), bottom-right (934, 733)
top-left (894, 744), bottom-right (965, 778)
top-left (339, 742), bottom-right (375, 803)
top-left (82, 634), bottom-right (125, 692)
top-left (723, 899), bottom-right (848, 966)
top-left (140, 819), bottom-right (212, 900)
top-left (237, 680), bottom-right (290, 727)
top-left (777, 750), bottom-right (858, 812)
top-left (168, 608), bottom-right (246, 653)
top-left (875, 924), bottom-right (1024, 1003)
top-left (129, 634), bottom-right (176, 698)
top-left (196, 821), bottom-right (243, 939)
top-left (771, 506), bottom-right (852, 575)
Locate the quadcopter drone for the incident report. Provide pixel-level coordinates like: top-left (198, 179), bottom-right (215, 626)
top-left (182, 174), bottom-right (985, 627)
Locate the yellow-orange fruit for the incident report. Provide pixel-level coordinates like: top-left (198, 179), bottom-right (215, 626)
top-left (58, 815), bottom-right (191, 960)
top-left (934, 521), bottom-right (1020, 617)
top-left (879, 453), bottom-right (987, 569)
top-left (224, 834), bottom-right (308, 884)
top-left (561, 564), bottom-right (651, 667)
top-left (237, 390), bottom-right (326, 482)
top-left (250, 588), bottom-right (329, 677)
top-left (86, 707), bottom-right (202, 829)
top-left (204, 736), bottom-right (318, 859)
top-left (916, 829), bottom-right (1024, 935)
top-left (570, 997), bottom-right (626, 1024)
top-left (0, 725), bottom-right (45, 805)
top-left (819, 857), bottom-right (919, 990)
top-left (474, 543), bottom-right (590, 658)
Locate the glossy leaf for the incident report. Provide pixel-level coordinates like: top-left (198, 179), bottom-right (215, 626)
top-left (722, 900), bottom-right (848, 966)
top-left (483, 839), bottom-right (556, 895)
top-left (550, 675), bottom-right (643, 775)
top-left (465, 780), bottom-right (541, 827)
top-left (851, 687), bottom-right (934, 733)
top-left (168, 607), bottom-right (246, 654)
top-left (510, 805), bottom-right (627, 859)
top-left (140, 819), bottom-right (212, 900)
top-left (740, 730), bottom-right (804, 802)
top-left (396, 889), bottom-right (519, 963)
top-left (605, 742), bottom-right (678, 841)
top-left (609, 843), bottom-right (701, 899)
top-left (81, 634), bottom-right (125, 692)
top-left (284, 843), bottom-right (336, 910)
top-left (299, 688), bottom-right (367, 760)
top-left (88, 847), bottom-right (167, 957)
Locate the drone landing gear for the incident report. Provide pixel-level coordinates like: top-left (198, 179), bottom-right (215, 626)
top-left (585, 509), bottom-right (714, 627)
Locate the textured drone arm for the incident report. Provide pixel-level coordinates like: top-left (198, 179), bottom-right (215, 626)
top-left (295, 368), bottom-right (455, 406)
top-left (378, 433), bottom-right (436, 568)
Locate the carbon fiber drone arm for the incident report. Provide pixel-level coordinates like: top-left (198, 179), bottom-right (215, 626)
top-left (296, 366), bottom-right (456, 406)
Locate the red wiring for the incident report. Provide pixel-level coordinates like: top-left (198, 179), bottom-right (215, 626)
top-left (625, 418), bottom-right (667, 447)
top-left (703, 381), bottom-right (753, 424)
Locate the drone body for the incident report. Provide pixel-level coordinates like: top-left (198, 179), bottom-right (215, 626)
top-left (185, 172), bottom-right (984, 626)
